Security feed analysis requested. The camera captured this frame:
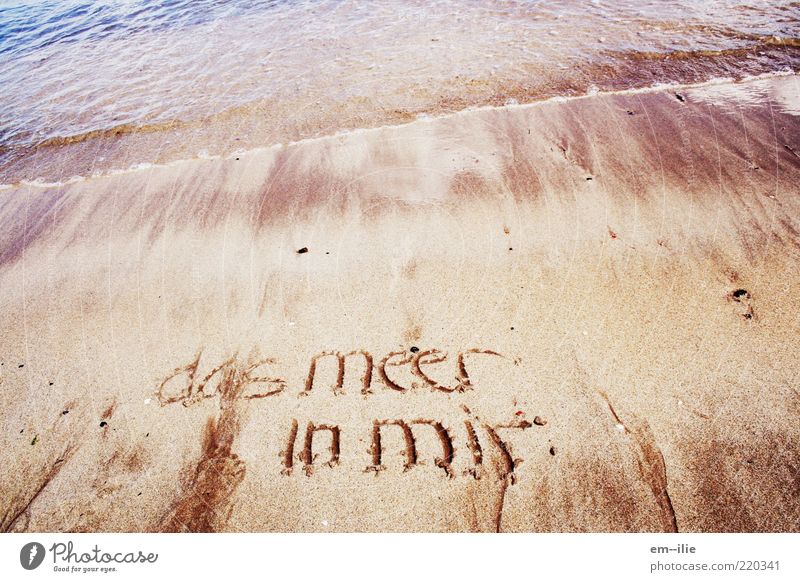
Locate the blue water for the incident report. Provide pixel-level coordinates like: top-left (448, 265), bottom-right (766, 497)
top-left (0, 1), bottom-right (277, 57)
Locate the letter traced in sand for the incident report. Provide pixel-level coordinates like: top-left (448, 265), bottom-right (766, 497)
top-left (366, 419), bottom-right (455, 477)
top-left (482, 420), bottom-right (532, 533)
top-left (299, 422), bottom-right (341, 476)
top-left (301, 351), bottom-right (373, 396)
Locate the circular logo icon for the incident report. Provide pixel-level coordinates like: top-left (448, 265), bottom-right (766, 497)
top-left (20, 542), bottom-right (46, 570)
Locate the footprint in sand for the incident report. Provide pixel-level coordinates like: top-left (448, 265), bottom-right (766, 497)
top-left (728, 288), bottom-right (755, 320)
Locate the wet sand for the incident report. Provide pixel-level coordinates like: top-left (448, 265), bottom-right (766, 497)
top-left (0, 75), bottom-right (798, 532)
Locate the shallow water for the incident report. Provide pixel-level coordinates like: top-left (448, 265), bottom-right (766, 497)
top-left (1, 0), bottom-right (798, 181)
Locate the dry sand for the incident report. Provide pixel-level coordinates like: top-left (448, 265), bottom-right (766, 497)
top-left (0, 75), bottom-right (798, 532)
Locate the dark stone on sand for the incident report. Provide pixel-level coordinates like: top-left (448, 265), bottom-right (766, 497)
top-left (732, 288), bottom-right (749, 300)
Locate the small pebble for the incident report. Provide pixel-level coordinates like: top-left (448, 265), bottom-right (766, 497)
top-left (297, 247), bottom-right (309, 254)
top-left (533, 416), bottom-right (547, 426)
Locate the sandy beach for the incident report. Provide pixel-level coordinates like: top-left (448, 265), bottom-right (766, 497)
top-left (0, 74), bottom-right (798, 532)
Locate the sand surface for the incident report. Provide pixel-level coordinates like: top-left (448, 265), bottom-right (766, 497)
top-left (1, 75), bottom-right (799, 532)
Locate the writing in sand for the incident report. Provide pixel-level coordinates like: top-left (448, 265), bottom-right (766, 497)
top-left (155, 347), bottom-right (544, 482)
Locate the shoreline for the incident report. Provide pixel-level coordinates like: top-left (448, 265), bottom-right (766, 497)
top-left (0, 69), bottom-right (799, 192)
